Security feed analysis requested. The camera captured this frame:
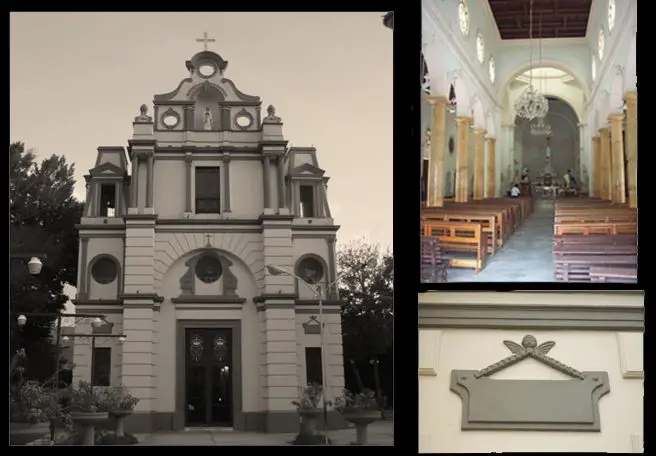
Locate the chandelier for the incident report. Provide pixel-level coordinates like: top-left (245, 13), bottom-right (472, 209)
top-left (530, 116), bottom-right (552, 136)
top-left (514, 0), bottom-right (549, 121)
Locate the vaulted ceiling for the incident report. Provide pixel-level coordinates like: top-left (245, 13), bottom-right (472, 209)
top-left (488, 0), bottom-right (592, 40)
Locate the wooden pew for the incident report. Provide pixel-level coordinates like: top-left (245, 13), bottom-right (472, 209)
top-left (422, 220), bottom-right (488, 273)
top-left (554, 213), bottom-right (637, 226)
top-left (553, 234), bottom-right (637, 247)
top-left (554, 221), bottom-right (637, 236)
top-left (421, 236), bottom-right (448, 283)
top-left (590, 266), bottom-right (638, 283)
top-left (554, 254), bottom-right (637, 282)
top-left (422, 212), bottom-right (498, 254)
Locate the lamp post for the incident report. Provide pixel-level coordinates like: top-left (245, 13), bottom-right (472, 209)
top-left (266, 264), bottom-right (342, 444)
top-left (10, 252), bottom-right (46, 275)
top-left (15, 312), bottom-right (111, 441)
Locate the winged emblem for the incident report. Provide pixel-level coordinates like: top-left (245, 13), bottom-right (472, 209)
top-left (475, 335), bottom-right (584, 379)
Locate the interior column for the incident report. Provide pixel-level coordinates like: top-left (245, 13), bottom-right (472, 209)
top-left (592, 136), bottom-right (601, 198)
top-left (624, 91), bottom-right (638, 208)
top-left (455, 116), bottom-right (472, 203)
top-left (473, 128), bottom-right (485, 200)
top-left (598, 127), bottom-right (612, 201)
top-left (485, 137), bottom-right (496, 198)
top-left (427, 97), bottom-right (447, 207)
top-left (608, 113), bottom-right (626, 204)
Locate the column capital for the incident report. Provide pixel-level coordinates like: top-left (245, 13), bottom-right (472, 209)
top-left (624, 91), bottom-right (638, 103)
top-left (455, 116), bottom-right (472, 125)
top-left (473, 128), bottom-right (486, 136)
top-left (485, 136), bottom-right (496, 143)
top-left (427, 96), bottom-right (448, 107)
top-left (608, 112), bottom-right (625, 123)
top-left (599, 127), bottom-right (610, 134)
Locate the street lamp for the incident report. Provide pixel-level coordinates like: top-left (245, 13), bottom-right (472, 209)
top-left (27, 257), bottom-right (43, 275)
top-left (266, 264), bottom-right (342, 444)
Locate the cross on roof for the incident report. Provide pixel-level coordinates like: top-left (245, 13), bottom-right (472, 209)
top-left (196, 32), bottom-right (216, 51)
top-left (205, 233), bottom-right (213, 247)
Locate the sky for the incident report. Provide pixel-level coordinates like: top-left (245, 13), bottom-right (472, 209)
top-left (10, 12), bottom-right (393, 252)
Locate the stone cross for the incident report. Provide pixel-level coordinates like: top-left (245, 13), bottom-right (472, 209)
top-left (196, 32), bottom-right (216, 51)
top-left (205, 233), bottom-right (213, 247)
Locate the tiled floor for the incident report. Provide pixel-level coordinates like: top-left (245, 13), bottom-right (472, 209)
top-left (136, 420), bottom-right (394, 446)
top-left (446, 199), bottom-right (555, 282)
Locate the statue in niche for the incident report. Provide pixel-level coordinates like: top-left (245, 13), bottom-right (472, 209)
top-left (203, 106), bottom-right (213, 130)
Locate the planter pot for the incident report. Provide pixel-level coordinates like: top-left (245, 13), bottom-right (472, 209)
top-left (70, 411), bottom-right (109, 445)
top-left (297, 409), bottom-right (322, 435)
top-left (10, 422), bottom-right (50, 446)
top-left (109, 410), bottom-right (133, 437)
top-left (341, 410), bottom-right (381, 445)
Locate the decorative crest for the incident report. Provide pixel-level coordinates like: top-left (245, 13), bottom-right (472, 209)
top-left (474, 334), bottom-right (584, 380)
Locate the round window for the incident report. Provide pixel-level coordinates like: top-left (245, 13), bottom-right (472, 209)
top-left (162, 114), bottom-right (179, 128)
top-left (195, 255), bottom-right (223, 284)
top-left (91, 257), bottom-right (118, 285)
top-left (235, 113), bottom-right (252, 129)
top-left (199, 64), bottom-right (216, 77)
top-left (296, 257), bottom-right (324, 284)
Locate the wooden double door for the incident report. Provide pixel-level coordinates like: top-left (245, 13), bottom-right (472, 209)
top-left (184, 329), bottom-right (233, 426)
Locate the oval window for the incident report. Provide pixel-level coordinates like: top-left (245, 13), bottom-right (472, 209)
top-left (199, 64), bottom-right (216, 77)
top-left (195, 255), bottom-right (223, 284)
top-left (235, 114), bottom-right (252, 128)
top-left (163, 114), bottom-right (178, 127)
top-left (91, 257), bottom-right (118, 285)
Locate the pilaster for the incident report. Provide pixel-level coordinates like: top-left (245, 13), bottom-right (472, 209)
top-left (592, 136), bottom-right (601, 198)
top-left (455, 116), bottom-right (472, 203)
top-left (427, 97), bottom-right (447, 207)
top-left (599, 127), bottom-right (612, 201)
top-left (473, 128), bottom-right (486, 200)
top-left (624, 91), bottom-right (638, 208)
top-left (608, 113), bottom-right (626, 204)
top-left (485, 137), bottom-right (496, 198)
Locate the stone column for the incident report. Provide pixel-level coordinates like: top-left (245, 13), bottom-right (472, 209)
top-left (427, 97), bottom-right (447, 207)
top-left (473, 128), bottom-right (486, 200)
top-left (114, 183), bottom-right (121, 216)
top-left (93, 182), bottom-right (102, 216)
top-left (223, 156), bottom-right (231, 212)
top-left (277, 155), bottom-right (286, 208)
top-left (599, 127), bottom-right (612, 201)
top-left (146, 155), bottom-right (154, 208)
top-left (130, 156), bottom-right (139, 207)
top-left (592, 136), bottom-right (601, 198)
top-left (184, 154), bottom-right (192, 213)
top-left (455, 116), bottom-right (472, 203)
top-left (263, 155), bottom-right (271, 208)
top-left (78, 237), bottom-right (89, 298)
top-left (608, 113), bottom-right (626, 204)
top-left (624, 91), bottom-right (638, 208)
top-left (486, 137), bottom-right (496, 198)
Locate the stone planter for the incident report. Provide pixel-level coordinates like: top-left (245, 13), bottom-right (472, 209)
top-left (10, 422), bottom-right (50, 446)
top-left (341, 410), bottom-right (381, 445)
top-left (69, 411), bottom-right (109, 445)
top-left (109, 410), bottom-right (133, 437)
top-left (298, 408), bottom-right (322, 435)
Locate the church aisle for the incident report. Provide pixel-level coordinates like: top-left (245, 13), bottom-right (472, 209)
top-left (447, 199), bottom-right (555, 282)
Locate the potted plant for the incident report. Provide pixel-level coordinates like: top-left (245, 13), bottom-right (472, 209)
top-left (10, 349), bottom-right (61, 445)
top-left (66, 381), bottom-right (109, 445)
top-left (334, 389), bottom-right (381, 445)
top-left (291, 383), bottom-right (331, 445)
top-left (105, 387), bottom-right (140, 438)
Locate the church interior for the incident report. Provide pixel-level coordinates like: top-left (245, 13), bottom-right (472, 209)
top-left (420, 0), bottom-right (637, 283)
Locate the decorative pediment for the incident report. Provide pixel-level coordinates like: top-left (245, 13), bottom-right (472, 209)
top-left (289, 162), bottom-right (325, 177)
top-left (89, 162), bottom-right (127, 177)
top-left (177, 250), bottom-right (240, 300)
top-left (302, 315), bottom-right (321, 335)
top-left (450, 335), bottom-right (610, 432)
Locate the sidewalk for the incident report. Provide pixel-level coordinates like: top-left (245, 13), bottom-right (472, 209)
top-left (137, 420), bottom-right (394, 446)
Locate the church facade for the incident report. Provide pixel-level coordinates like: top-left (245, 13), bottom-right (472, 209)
top-left (72, 48), bottom-right (345, 433)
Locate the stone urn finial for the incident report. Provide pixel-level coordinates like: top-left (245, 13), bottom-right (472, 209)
top-left (267, 104), bottom-right (275, 117)
top-left (140, 104), bottom-right (148, 116)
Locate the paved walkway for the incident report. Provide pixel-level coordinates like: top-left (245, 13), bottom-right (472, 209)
top-left (446, 199), bottom-right (555, 282)
top-left (136, 420), bottom-right (394, 446)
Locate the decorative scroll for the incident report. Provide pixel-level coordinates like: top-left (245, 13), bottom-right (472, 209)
top-left (190, 335), bottom-right (204, 362)
top-left (213, 335), bottom-right (227, 362)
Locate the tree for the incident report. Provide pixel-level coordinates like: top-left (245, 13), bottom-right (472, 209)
top-left (337, 239), bottom-right (393, 400)
top-left (10, 142), bottom-right (84, 379)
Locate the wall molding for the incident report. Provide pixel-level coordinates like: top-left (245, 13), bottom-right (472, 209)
top-left (419, 330), bottom-right (442, 376)
top-left (616, 333), bottom-right (644, 379)
top-left (631, 433), bottom-right (644, 453)
top-left (419, 303), bottom-right (644, 331)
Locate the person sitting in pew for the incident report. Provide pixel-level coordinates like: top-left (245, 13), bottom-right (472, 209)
top-left (510, 184), bottom-right (520, 198)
